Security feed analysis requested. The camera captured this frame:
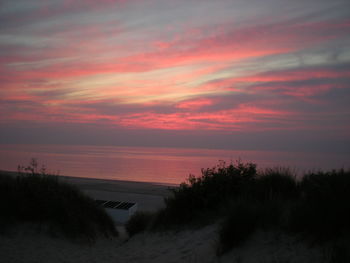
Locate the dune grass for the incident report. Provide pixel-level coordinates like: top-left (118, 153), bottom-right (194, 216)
top-left (289, 169), bottom-right (350, 241)
top-left (12, 157), bottom-right (346, 257)
top-left (126, 211), bottom-right (155, 236)
top-left (217, 200), bottom-right (260, 254)
top-left (154, 161), bottom-right (258, 226)
top-left (0, 161), bottom-right (117, 240)
top-left (135, 160), bottom-right (350, 256)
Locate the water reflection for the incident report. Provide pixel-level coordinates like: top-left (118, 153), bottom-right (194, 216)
top-left (0, 144), bottom-right (348, 184)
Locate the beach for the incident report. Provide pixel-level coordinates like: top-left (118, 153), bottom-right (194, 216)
top-left (61, 176), bottom-right (173, 213)
top-left (0, 170), bottom-right (172, 213)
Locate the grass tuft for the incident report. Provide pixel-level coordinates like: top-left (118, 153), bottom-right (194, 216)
top-left (252, 167), bottom-right (298, 201)
top-left (217, 201), bottom-right (259, 255)
top-left (288, 169), bottom-right (350, 241)
top-left (0, 164), bottom-right (117, 240)
top-left (154, 160), bottom-right (257, 226)
top-left (152, 160), bottom-right (350, 255)
top-left (126, 211), bottom-right (154, 236)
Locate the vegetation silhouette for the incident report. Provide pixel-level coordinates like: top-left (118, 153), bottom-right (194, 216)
top-left (126, 160), bottom-right (350, 258)
top-left (1, 158), bottom-right (349, 260)
top-left (0, 159), bottom-right (117, 240)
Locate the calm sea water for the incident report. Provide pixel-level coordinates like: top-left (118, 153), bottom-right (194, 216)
top-left (0, 144), bottom-right (349, 184)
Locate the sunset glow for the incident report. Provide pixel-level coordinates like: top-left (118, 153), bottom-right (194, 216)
top-left (1, 0), bottom-right (349, 152)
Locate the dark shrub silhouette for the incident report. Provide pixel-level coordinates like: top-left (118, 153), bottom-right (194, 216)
top-left (0, 160), bottom-right (117, 240)
top-left (218, 201), bottom-right (260, 254)
top-left (155, 161), bottom-right (257, 225)
top-left (289, 169), bottom-right (350, 241)
top-left (126, 212), bottom-right (154, 236)
top-left (252, 167), bottom-right (298, 201)
top-left (152, 160), bottom-right (350, 255)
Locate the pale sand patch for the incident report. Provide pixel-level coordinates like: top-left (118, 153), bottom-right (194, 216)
top-left (0, 170), bottom-right (174, 213)
top-left (60, 176), bottom-right (174, 212)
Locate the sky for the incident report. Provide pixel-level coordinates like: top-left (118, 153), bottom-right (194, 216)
top-left (1, 0), bottom-right (350, 153)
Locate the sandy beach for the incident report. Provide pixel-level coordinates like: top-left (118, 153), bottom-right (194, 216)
top-left (61, 176), bottom-right (173, 213)
top-left (0, 170), bottom-right (172, 212)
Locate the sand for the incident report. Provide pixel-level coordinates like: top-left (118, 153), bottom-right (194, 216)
top-left (0, 174), bottom-right (328, 263)
top-left (0, 170), bottom-right (173, 212)
top-left (61, 176), bottom-right (173, 212)
top-left (0, 224), bottom-right (328, 263)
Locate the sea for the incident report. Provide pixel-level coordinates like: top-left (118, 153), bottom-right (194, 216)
top-left (0, 144), bottom-right (349, 185)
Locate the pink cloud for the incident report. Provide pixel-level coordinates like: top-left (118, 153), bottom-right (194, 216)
top-left (115, 102), bottom-right (295, 131)
top-left (234, 68), bottom-right (350, 83)
top-left (2, 7), bottom-right (349, 136)
top-left (201, 65), bottom-right (350, 99)
top-left (4, 18), bottom-right (349, 86)
top-left (176, 98), bottom-right (213, 110)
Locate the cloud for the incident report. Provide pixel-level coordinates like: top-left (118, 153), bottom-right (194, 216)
top-left (205, 62), bottom-right (350, 98)
top-left (1, 60), bottom-right (349, 134)
top-left (176, 98), bottom-right (213, 110)
top-left (1, 0), bottom-right (349, 153)
top-left (0, 0), bottom-right (137, 32)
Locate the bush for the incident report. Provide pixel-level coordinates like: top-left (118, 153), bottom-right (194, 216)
top-left (217, 201), bottom-right (260, 254)
top-left (288, 169), bottom-right (350, 241)
top-left (252, 167), bottom-right (298, 201)
top-left (126, 212), bottom-right (154, 236)
top-left (329, 239), bottom-right (350, 263)
top-left (153, 160), bottom-right (350, 256)
top-left (0, 170), bottom-right (117, 240)
top-left (152, 160), bottom-right (350, 255)
top-left (217, 197), bottom-right (289, 255)
top-left (155, 161), bottom-right (257, 226)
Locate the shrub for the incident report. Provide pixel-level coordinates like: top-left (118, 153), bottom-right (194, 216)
top-left (126, 212), bottom-right (154, 236)
top-left (288, 169), bottom-right (350, 241)
top-left (217, 197), bottom-right (289, 255)
top-left (153, 159), bottom-right (350, 255)
top-left (155, 161), bottom-right (257, 226)
top-left (329, 239), bottom-right (350, 263)
top-left (252, 167), bottom-right (298, 201)
top-left (256, 199), bottom-right (287, 229)
top-left (217, 201), bottom-right (260, 255)
top-left (0, 170), bottom-right (117, 240)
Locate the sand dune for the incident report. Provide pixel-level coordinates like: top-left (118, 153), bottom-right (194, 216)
top-left (0, 224), bottom-right (327, 263)
top-left (0, 176), bottom-right (327, 263)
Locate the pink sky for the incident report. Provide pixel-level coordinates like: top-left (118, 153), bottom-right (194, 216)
top-left (1, 0), bottom-right (350, 153)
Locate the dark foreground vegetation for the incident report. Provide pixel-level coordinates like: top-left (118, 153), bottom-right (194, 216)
top-left (127, 161), bottom-right (350, 259)
top-left (0, 159), bottom-right (117, 240)
top-left (1, 158), bottom-right (349, 260)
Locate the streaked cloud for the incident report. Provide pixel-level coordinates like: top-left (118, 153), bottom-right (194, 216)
top-left (0, 0), bottom-right (349, 152)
